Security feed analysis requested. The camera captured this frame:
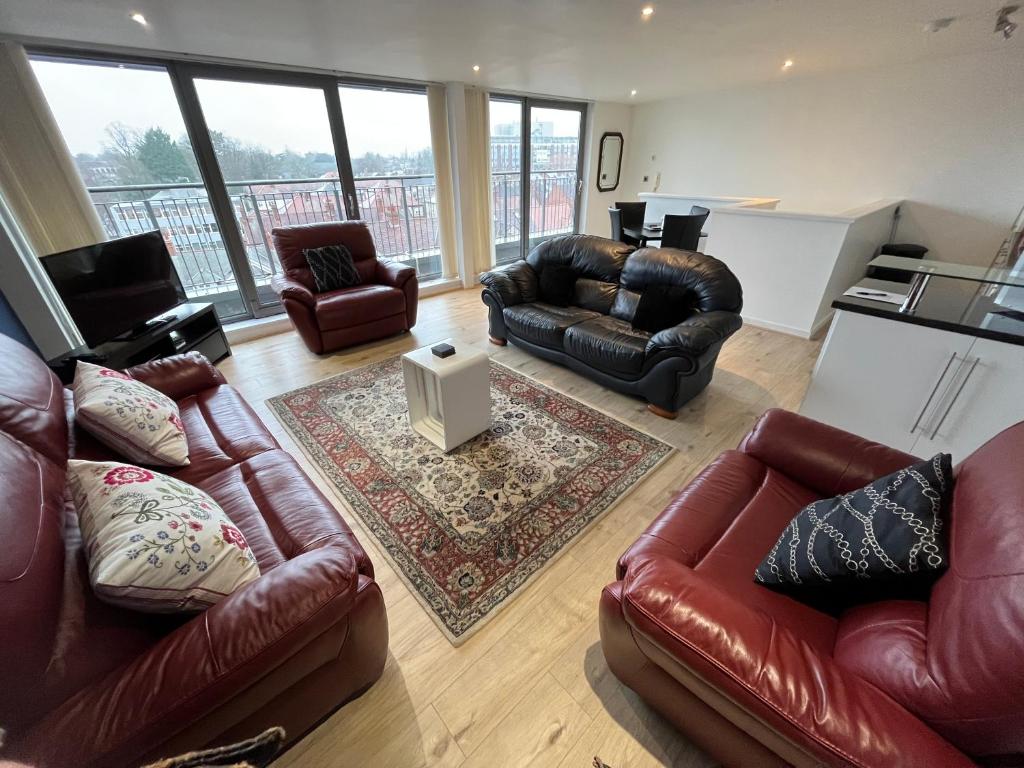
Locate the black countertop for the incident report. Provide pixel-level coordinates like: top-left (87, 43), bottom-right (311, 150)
top-left (832, 277), bottom-right (1024, 347)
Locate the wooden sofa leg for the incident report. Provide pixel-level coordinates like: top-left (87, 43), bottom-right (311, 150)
top-left (489, 336), bottom-right (508, 346)
top-left (647, 403), bottom-right (677, 420)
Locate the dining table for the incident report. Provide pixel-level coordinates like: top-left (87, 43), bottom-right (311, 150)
top-left (623, 226), bottom-right (709, 247)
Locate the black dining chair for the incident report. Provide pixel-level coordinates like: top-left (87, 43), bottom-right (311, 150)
top-left (609, 207), bottom-right (626, 244)
top-left (616, 201), bottom-right (647, 232)
top-left (661, 208), bottom-right (711, 251)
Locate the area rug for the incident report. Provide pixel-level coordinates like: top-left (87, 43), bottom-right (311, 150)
top-left (267, 355), bottom-right (671, 644)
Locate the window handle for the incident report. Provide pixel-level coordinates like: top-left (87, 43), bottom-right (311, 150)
top-left (910, 352), bottom-right (957, 434)
top-left (929, 356), bottom-right (980, 440)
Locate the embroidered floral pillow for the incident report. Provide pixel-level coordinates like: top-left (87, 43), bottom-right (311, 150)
top-left (72, 361), bottom-right (189, 466)
top-left (68, 460), bottom-right (260, 613)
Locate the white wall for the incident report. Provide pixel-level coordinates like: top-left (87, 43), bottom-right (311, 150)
top-left (580, 101), bottom-right (633, 239)
top-left (623, 47), bottom-right (1024, 266)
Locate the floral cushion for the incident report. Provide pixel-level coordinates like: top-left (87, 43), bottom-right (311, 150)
top-left (72, 361), bottom-right (189, 466)
top-left (68, 460), bottom-right (260, 613)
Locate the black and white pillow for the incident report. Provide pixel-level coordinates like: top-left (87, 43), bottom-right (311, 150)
top-left (303, 244), bottom-right (361, 293)
top-left (755, 454), bottom-right (953, 598)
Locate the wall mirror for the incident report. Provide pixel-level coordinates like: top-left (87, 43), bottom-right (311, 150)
top-left (596, 132), bottom-right (623, 192)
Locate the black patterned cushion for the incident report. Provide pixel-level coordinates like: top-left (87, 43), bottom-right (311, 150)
top-left (755, 454), bottom-right (953, 600)
top-left (303, 244), bottom-right (361, 292)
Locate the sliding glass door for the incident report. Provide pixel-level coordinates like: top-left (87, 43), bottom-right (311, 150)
top-left (489, 96), bottom-right (586, 266)
top-left (339, 85), bottom-right (442, 279)
top-left (30, 56), bottom-right (249, 319)
top-left (189, 74), bottom-right (350, 311)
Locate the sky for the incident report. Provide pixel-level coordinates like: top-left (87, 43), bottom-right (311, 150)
top-left (31, 58), bottom-right (581, 158)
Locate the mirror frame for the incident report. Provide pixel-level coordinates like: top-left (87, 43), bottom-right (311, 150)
top-left (596, 131), bottom-right (624, 193)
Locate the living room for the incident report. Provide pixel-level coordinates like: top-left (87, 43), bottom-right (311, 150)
top-left (0, 1), bottom-right (1022, 767)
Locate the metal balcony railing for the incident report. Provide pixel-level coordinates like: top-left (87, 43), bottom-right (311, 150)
top-left (87, 170), bottom-right (578, 299)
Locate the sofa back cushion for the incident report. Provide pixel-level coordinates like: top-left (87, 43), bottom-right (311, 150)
top-left (621, 247), bottom-right (743, 314)
top-left (272, 221), bottom-right (378, 292)
top-left (527, 235), bottom-right (633, 316)
top-left (0, 335), bottom-right (67, 726)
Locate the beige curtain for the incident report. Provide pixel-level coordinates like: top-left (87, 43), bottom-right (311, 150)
top-left (0, 42), bottom-right (106, 256)
top-left (427, 84), bottom-right (459, 280)
top-left (461, 87), bottom-right (495, 279)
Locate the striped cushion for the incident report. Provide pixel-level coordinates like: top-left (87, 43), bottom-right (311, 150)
top-left (303, 244), bottom-right (361, 292)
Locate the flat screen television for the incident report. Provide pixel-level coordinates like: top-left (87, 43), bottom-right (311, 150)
top-left (42, 231), bottom-right (187, 348)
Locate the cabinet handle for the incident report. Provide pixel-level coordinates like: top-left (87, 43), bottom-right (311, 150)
top-left (929, 356), bottom-right (980, 440)
top-left (910, 352), bottom-right (958, 435)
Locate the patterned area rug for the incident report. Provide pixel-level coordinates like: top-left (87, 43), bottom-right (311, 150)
top-left (267, 356), bottom-right (671, 644)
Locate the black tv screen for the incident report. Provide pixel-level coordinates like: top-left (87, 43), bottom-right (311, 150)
top-left (42, 231), bottom-right (187, 348)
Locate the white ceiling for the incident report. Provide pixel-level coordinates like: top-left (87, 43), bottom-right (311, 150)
top-left (0, 0), bottom-right (1018, 102)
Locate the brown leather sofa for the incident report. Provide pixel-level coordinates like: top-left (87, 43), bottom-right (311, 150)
top-left (0, 335), bottom-right (388, 768)
top-left (602, 408), bottom-right (1024, 767)
top-left (270, 221), bottom-right (418, 354)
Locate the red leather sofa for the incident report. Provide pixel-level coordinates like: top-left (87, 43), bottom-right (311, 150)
top-left (270, 221), bottom-right (418, 354)
top-left (0, 336), bottom-right (388, 768)
top-left (601, 408), bottom-right (1024, 767)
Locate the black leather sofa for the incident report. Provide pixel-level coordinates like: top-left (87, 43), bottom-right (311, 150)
top-left (480, 235), bottom-right (743, 418)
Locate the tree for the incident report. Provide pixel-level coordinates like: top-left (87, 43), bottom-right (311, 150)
top-left (134, 128), bottom-right (197, 184)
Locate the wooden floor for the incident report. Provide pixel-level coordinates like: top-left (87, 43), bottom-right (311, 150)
top-left (218, 287), bottom-right (821, 768)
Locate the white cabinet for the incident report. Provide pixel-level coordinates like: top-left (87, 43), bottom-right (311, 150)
top-left (800, 310), bottom-right (1024, 459)
top-left (912, 337), bottom-right (1024, 458)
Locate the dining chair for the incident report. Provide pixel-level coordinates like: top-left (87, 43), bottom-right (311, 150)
top-left (615, 201), bottom-right (647, 231)
top-left (608, 207), bottom-right (625, 243)
top-left (661, 208), bottom-right (711, 251)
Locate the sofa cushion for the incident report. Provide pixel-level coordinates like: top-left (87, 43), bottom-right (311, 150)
top-left (538, 263), bottom-right (577, 306)
top-left (564, 316), bottom-right (651, 376)
top-left (632, 285), bottom-right (699, 333)
top-left (303, 244), bottom-right (361, 292)
top-left (503, 303), bottom-right (599, 350)
top-left (72, 362), bottom-right (189, 467)
top-left (314, 284), bottom-right (406, 330)
top-left (754, 454), bottom-right (952, 601)
top-left (621, 247), bottom-right (743, 314)
top-left (68, 460), bottom-right (261, 613)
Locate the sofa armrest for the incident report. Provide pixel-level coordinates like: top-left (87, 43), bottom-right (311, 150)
top-left (270, 274), bottom-right (316, 307)
top-left (376, 259), bottom-right (416, 289)
top-left (479, 260), bottom-right (537, 308)
top-left (126, 352), bottom-right (226, 401)
top-left (15, 544), bottom-right (360, 768)
top-left (739, 409), bottom-right (920, 498)
top-left (621, 557), bottom-right (973, 768)
top-left (645, 311), bottom-right (742, 358)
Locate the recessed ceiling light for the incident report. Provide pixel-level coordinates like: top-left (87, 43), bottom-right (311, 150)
top-left (641, 5), bottom-right (655, 18)
top-left (782, 59), bottom-right (794, 70)
top-left (630, 89), bottom-right (637, 97)
top-left (472, 64), bottom-right (480, 72)
top-left (130, 12), bottom-right (148, 26)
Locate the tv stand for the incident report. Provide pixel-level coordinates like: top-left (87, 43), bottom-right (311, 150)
top-left (125, 314), bottom-right (178, 341)
top-left (47, 302), bottom-right (230, 384)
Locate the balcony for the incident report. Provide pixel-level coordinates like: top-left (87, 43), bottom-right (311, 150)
top-left (88, 170), bottom-right (578, 311)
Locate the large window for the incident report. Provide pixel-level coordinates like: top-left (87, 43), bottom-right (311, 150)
top-left (340, 86), bottom-right (441, 279)
top-left (31, 57), bottom-right (248, 319)
top-left (32, 54), bottom-right (446, 322)
top-left (193, 77), bottom-right (343, 309)
top-left (489, 96), bottom-right (585, 266)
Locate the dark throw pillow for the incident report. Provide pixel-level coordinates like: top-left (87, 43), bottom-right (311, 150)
top-left (538, 264), bottom-right (577, 307)
top-left (303, 244), bottom-right (361, 293)
top-left (631, 285), bottom-right (699, 333)
top-left (754, 454), bottom-right (953, 606)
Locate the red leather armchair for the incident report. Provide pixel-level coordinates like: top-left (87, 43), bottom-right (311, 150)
top-left (0, 336), bottom-right (388, 768)
top-left (270, 221), bottom-right (418, 354)
top-left (602, 409), bottom-right (1024, 767)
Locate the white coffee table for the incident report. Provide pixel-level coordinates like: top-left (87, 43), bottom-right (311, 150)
top-left (401, 339), bottom-right (491, 452)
